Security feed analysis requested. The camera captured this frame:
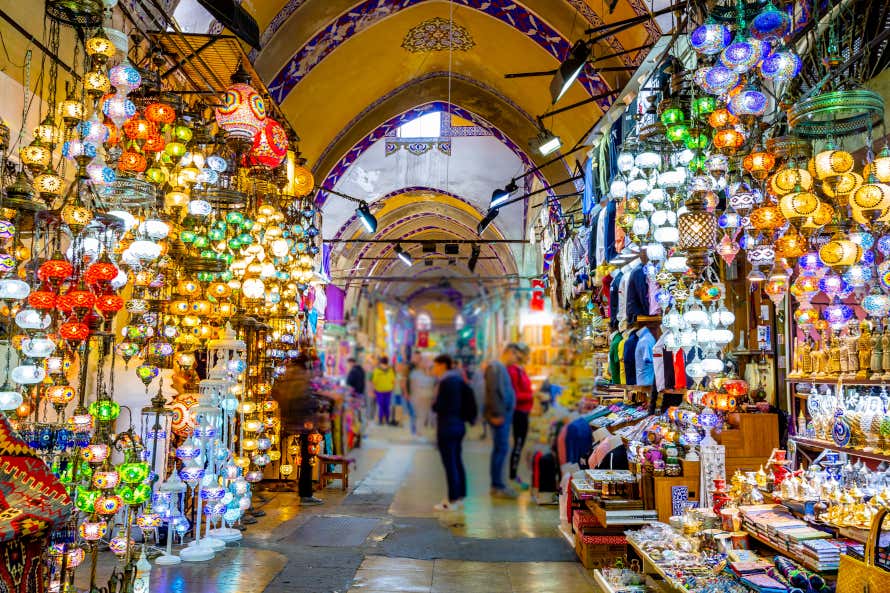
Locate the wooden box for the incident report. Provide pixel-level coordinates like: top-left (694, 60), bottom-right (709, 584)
top-left (652, 476), bottom-right (700, 523)
top-left (575, 533), bottom-right (627, 569)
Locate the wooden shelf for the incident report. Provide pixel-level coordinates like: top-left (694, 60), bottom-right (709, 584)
top-left (626, 538), bottom-right (688, 592)
top-left (743, 528), bottom-right (836, 573)
top-left (790, 436), bottom-right (890, 464)
top-left (786, 377), bottom-right (889, 386)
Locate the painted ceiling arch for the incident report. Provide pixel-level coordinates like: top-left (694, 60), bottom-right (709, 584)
top-left (250, 0), bottom-right (655, 69)
top-left (317, 99), bottom-right (546, 208)
top-left (271, 3), bottom-right (608, 168)
top-left (311, 76), bottom-right (582, 208)
top-left (262, 0), bottom-right (613, 106)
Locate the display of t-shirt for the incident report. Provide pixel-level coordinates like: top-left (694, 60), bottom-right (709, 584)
top-left (617, 262), bottom-right (638, 324)
top-left (652, 333), bottom-right (676, 392)
top-left (622, 331), bottom-right (640, 386)
top-left (634, 327), bottom-right (656, 386)
top-left (617, 334), bottom-right (628, 384)
top-left (674, 349), bottom-right (687, 389)
top-left (608, 331), bottom-right (622, 383)
top-left (645, 265), bottom-right (661, 315)
top-left (609, 270), bottom-right (623, 330)
top-left (625, 264), bottom-right (649, 324)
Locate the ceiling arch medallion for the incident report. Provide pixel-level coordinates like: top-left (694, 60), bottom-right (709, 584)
top-left (401, 17), bottom-right (475, 52)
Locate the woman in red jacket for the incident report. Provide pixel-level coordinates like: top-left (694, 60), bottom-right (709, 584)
top-left (508, 344), bottom-right (533, 489)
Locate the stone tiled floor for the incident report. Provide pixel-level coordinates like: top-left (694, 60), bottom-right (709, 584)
top-left (78, 423), bottom-right (593, 592)
top-left (349, 557), bottom-right (594, 593)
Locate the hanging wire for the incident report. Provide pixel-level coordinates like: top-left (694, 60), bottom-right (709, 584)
top-left (445, 0), bottom-right (454, 194)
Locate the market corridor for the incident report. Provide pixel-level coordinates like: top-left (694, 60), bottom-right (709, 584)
top-left (93, 426), bottom-right (594, 593)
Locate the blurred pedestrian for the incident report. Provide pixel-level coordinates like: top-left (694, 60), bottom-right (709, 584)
top-left (431, 353), bottom-right (475, 511)
top-left (484, 344), bottom-right (520, 498)
top-left (409, 357), bottom-right (436, 431)
top-left (370, 356), bottom-right (396, 425)
top-left (508, 344), bottom-right (533, 489)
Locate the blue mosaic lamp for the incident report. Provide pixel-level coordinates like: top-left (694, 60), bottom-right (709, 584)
top-left (720, 35), bottom-right (766, 74)
top-left (760, 50), bottom-right (802, 82)
top-left (728, 86), bottom-right (768, 117)
top-left (690, 21), bottom-right (731, 55)
top-left (750, 1), bottom-right (791, 41)
top-left (700, 65), bottom-right (740, 95)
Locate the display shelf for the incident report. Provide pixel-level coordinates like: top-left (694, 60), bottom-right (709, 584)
top-left (742, 528), bottom-right (837, 573)
top-left (790, 436), bottom-right (890, 464)
top-left (626, 538), bottom-right (688, 592)
top-left (786, 377), bottom-right (887, 386)
top-left (593, 569), bottom-right (618, 593)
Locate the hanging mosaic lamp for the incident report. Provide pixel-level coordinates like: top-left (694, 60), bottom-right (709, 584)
top-left (215, 63), bottom-right (267, 150)
top-left (749, 1), bottom-right (791, 41)
top-left (865, 147), bottom-right (890, 182)
top-left (819, 232), bottom-right (863, 270)
top-left (761, 50), bottom-right (802, 82)
top-left (248, 119), bottom-right (288, 168)
top-left (691, 20), bottom-right (732, 55)
top-left (720, 35), bottom-right (766, 74)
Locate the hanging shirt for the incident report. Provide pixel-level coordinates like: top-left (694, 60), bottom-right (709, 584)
top-left (601, 273), bottom-right (613, 316)
top-left (622, 331), bottom-right (640, 386)
top-left (617, 261), bottom-right (639, 324)
top-left (608, 332), bottom-right (622, 383)
top-left (609, 271), bottom-right (623, 330)
top-left (597, 200), bottom-right (615, 266)
top-left (617, 334), bottom-right (629, 384)
top-left (673, 350), bottom-right (687, 390)
top-left (588, 209), bottom-right (601, 270)
top-left (646, 268), bottom-right (661, 315)
top-left (652, 333), bottom-right (667, 392)
top-left (583, 157), bottom-right (597, 216)
top-left (635, 327), bottom-right (656, 386)
top-left (626, 264), bottom-right (649, 324)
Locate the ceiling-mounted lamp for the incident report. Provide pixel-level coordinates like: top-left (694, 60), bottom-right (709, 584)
top-left (490, 180), bottom-right (519, 209)
top-left (550, 40), bottom-right (590, 104)
top-left (477, 209), bottom-right (499, 235)
top-left (468, 243), bottom-right (481, 272)
top-left (394, 244), bottom-right (413, 266)
top-left (533, 127), bottom-right (562, 156)
top-left (356, 202), bottom-right (377, 234)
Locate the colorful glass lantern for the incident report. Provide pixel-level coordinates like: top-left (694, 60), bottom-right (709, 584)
top-left (743, 150), bottom-right (777, 180)
top-left (700, 66), bottom-right (740, 95)
top-left (691, 21), bottom-right (732, 54)
top-left (248, 119), bottom-right (288, 168)
top-left (728, 87), bottom-right (768, 117)
top-left (814, 149), bottom-right (855, 180)
top-left (761, 50), bottom-right (802, 82)
top-left (750, 203), bottom-right (786, 230)
top-left (215, 80), bottom-right (266, 141)
top-left (85, 30), bottom-right (116, 65)
top-left (778, 190), bottom-right (819, 223)
top-left (720, 36), bottom-right (766, 73)
top-left (145, 102), bottom-right (176, 125)
top-left (772, 167), bottom-right (813, 194)
top-left (865, 147), bottom-right (890, 182)
top-left (750, 1), bottom-right (791, 40)
top-left (713, 127), bottom-right (745, 152)
top-left (108, 60), bottom-right (142, 94)
top-left (819, 233), bottom-right (863, 269)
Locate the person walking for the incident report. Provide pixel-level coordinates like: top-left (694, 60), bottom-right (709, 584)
top-left (370, 356), bottom-right (396, 425)
top-left (468, 362), bottom-right (487, 439)
top-left (409, 358), bottom-right (436, 432)
top-left (345, 357), bottom-right (366, 399)
top-left (271, 353), bottom-right (327, 506)
top-left (508, 344), bottom-right (533, 489)
top-left (397, 361), bottom-right (416, 434)
top-left (483, 344), bottom-right (520, 498)
top-left (431, 353), bottom-right (475, 511)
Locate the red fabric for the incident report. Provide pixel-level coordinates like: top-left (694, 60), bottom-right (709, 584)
top-left (580, 534), bottom-right (626, 545)
top-left (532, 451), bottom-right (541, 489)
top-left (508, 365), bottom-right (534, 412)
top-left (601, 274), bottom-right (613, 315)
top-left (674, 350), bottom-right (687, 389)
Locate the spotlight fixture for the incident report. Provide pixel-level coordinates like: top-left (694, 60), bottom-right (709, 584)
top-left (468, 243), bottom-right (481, 272)
top-left (356, 202), bottom-right (377, 234)
top-left (550, 40), bottom-right (590, 104)
top-left (477, 209), bottom-right (499, 235)
top-left (489, 180), bottom-right (519, 209)
top-left (394, 244), bottom-right (413, 266)
top-left (533, 128), bottom-right (562, 156)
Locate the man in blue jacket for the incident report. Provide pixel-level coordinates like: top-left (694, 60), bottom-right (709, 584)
top-left (484, 344), bottom-right (520, 498)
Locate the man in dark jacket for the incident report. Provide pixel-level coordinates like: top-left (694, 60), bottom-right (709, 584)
top-left (272, 354), bottom-right (328, 505)
top-left (345, 357), bottom-right (366, 397)
top-left (431, 354), bottom-right (471, 511)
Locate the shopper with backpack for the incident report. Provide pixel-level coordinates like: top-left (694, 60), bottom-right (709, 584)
top-left (430, 353), bottom-right (476, 511)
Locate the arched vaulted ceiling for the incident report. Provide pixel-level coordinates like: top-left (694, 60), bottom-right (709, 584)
top-left (228, 0), bottom-right (665, 309)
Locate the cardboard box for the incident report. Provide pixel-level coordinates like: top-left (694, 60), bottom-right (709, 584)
top-left (574, 534), bottom-right (627, 569)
